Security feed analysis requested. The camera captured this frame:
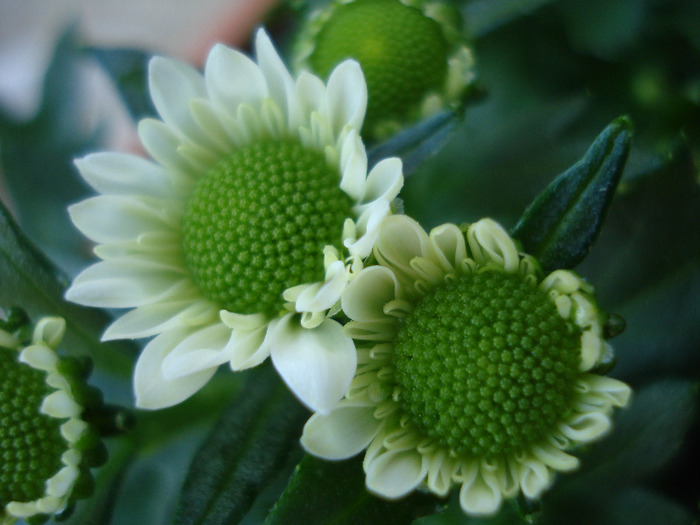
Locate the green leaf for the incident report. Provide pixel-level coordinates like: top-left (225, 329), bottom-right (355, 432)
top-left (368, 110), bottom-right (462, 177)
top-left (175, 365), bottom-right (307, 525)
top-left (511, 116), bottom-right (633, 272)
top-left (0, 198), bottom-right (135, 378)
top-left (265, 455), bottom-right (439, 525)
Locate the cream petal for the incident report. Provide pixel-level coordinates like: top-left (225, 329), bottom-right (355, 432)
top-left (161, 322), bottom-right (239, 379)
top-left (458, 461), bottom-right (503, 516)
top-left (138, 118), bottom-right (197, 184)
top-left (189, 97), bottom-right (240, 150)
top-left (205, 43), bottom-right (268, 116)
top-left (560, 411), bottom-right (611, 442)
top-left (467, 219), bottom-right (520, 272)
top-left (294, 71), bottom-right (325, 129)
top-left (343, 319), bottom-right (397, 342)
top-left (19, 344), bottom-right (58, 371)
top-left (149, 56), bottom-right (213, 148)
top-left (270, 315), bottom-right (356, 414)
top-left (513, 456), bottom-right (551, 498)
top-left (103, 300), bottom-right (216, 340)
top-left (41, 390), bottom-right (81, 418)
top-left (365, 448), bottom-right (427, 499)
top-left (69, 196), bottom-right (173, 244)
top-left (134, 327), bottom-right (217, 409)
top-left (325, 59), bottom-right (367, 137)
top-left (66, 259), bottom-right (187, 308)
top-left (255, 29), bottom-right (296, 125)
top-left (346, 199), bottom-right (390, 259)
top-left (374, 215), bottom-right (431, 283)
top-left (46, 465), bottom-right (78, 497)
top-left (338, 129), bottom-right (368, 200)
top-left (531, 443), bottom-right (579, 472)
top-left (301, 403), bottom-right (380, 459)
top-left (425, 450), bottom-right (458, 497)
top-left (430, 223), bottom-right (468, 273)
top-left (342, 266), bottom-right (399, 323)
top-left (74, 152), bottom-right (174, 198)
top-left (584, 375), bottom-right (632, 407)
top-left (295, 260), bottom-right (348, 313)
top-left (360, 157), bottom-right (403, 205)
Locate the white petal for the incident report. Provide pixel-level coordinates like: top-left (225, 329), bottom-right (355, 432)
top-left (365, 448), bottom-right (427, 499)
top-left (149, 56), bottom-right (211, 146)
top-left (134, 327), bottom-right (217, 409)
top-left (531, 443), bottom-right (579, 472)
top-left (338, 130), bottom-right (368, 200)
top-left (458, 461), bottom-right (503, 516)
top-left (19, 344), bottom-right (58, 372)
top-left (467, 219), bottom-right (520, 272)
top-left (161, 322), bottom-right (238, 379)
top-left (270, 315), bottom-right (356, 414)
top-left (325, 59), bottom-right (367, 136)
top-left (74, 152), bottom-right (174, 198)
top-left (342, 266), bottom-right (399, 322)
top-left (513, 456), bottom-right (551, 498)
top-left (103, 300), bottom-right (216, 340)
top-left (301, 403), bottom-right (380, 459)
top-left (69, 196), bottom-right (173, 244)
top-left (66, 259), bottom-right (187, 308)
top-left (254, 29), bottom-right (295, 125)
top-left (205, 43), bottom-right (267, 116)
top-left (585, 375), bottom-right (632, 408)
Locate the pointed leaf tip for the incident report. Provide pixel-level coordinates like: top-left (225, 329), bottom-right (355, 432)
top-left (512, 116), bottom-right (633, 272)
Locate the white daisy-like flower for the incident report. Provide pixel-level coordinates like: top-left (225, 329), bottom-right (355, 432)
top-left (302, 215), bottom-right (631, 516)
top-left (66, 29), bottom-right (404, 412)
top-left (1, 313), bottom-right (106, 521)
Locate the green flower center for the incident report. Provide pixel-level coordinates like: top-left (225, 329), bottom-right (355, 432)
top-left (392, 270), bottom-right (581, 459)
top-left (309, 0), bottom-right (449, 131)
top-left (182, 140), bottom-right (352, 317)
top-left (0, 348), bottom-right (65, 506)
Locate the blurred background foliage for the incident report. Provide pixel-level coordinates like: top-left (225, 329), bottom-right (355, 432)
top-left (0, 0), bottom-right (699, 523)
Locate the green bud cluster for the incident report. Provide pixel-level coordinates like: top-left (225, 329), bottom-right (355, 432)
top-left (309, 0), bottom-right (449, 132)
top-left (392, 270), bottom-right (581, 459)
top-left (182, 140), bottom-right (352, 317)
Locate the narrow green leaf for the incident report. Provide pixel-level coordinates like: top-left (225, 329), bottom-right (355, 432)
top-left (175, 365), bottom-right (307, 525)
top-left (368, 110), bottom-right (462, 177)
top-left (511, 116), bottom-right (633, 272)
top-left (0, 198), bottom-right (135, 377)
top-left (265, 455), bottom-right (439, 525)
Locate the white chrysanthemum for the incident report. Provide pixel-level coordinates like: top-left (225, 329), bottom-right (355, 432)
top-left (302, 215), bottom-right (631, 516)
top-left (66, 29), bottom-right (403, 412)
top-left (1, 316), bottom-right (99, 521)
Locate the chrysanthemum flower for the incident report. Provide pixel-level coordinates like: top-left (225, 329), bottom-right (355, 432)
top-left (294, 0), bottom-right (475, 140)
top-left (0, 311), bottom-right (107, 523)
top-left (301, 215), bottom-right (631, 515)
top-left (66, 29), bottom-right (403, 412)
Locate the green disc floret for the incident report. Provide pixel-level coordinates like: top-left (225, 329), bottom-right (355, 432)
top-left (182, 140), bottom-right (352, 317)
top-left (309, 0), bottom-right (449, 131)
top-left (392, 270), bottom-right (581, 459)
top-left (0, 348), bottom-right (65, 507)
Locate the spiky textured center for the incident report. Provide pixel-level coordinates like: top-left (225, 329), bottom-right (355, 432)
top-left (0, 347), bottom-right (65, 506)
top-left (309, 0), bottom-right (448, 130)
top-left (392, 270), bottom-right (581, 459)
top-left (182, 140), bottom-right (352, 317)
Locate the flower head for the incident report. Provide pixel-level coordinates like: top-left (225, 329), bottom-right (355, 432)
top-left (294, 0), bottom-right (475, 140)
top-left (301, 215), bottom-right (631, 516)
top-left (0, 310), bottom-right (107, 523)
top-left (66, 29), bottom-right (403, 412)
